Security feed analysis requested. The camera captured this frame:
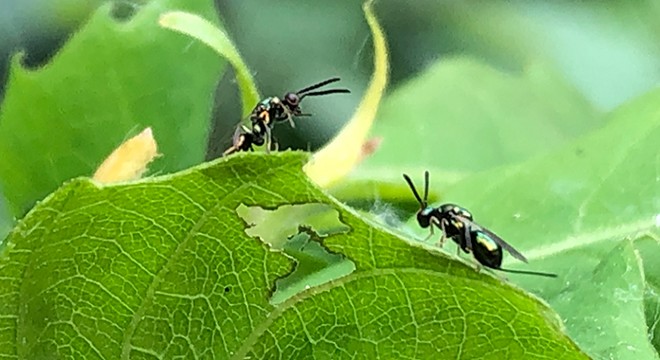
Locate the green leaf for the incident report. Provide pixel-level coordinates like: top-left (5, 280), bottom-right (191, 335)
top-left (236, 203), bottom-right (354, 305)
top-left (0, 194), bottom-right (11, 241)
top-left (158, 10), bottom-right (260, 118)
top-left (0, 153), bottom-right (587, 359)
top-left (357, 58), bottom-right (601, 183)
top-left (636, 236), bottom-right (660, 355)
top-left (551, 240), bottom-right (658, 360)
top-left (304, 0), bottom-right (389, 188)
top-left (434, 87), bottom-right (660, 359)
top-left (0, 0), bottom-right (225, 216)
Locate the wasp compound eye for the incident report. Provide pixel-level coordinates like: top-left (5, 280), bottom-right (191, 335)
top-left (284, 92), bottom-right (300, 106)
top-left (416, 212), bottom-right (431, 228)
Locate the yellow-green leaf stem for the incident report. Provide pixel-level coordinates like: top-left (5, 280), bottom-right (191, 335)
top-left (304, 0), bottom-right (389, 188)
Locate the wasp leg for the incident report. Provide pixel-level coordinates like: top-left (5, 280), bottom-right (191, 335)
top-left (282, 107), bottom-right (296, 128)
top-left (424, 224), bottom-right (434, 241)
top-left (439, 218), bottom-right (450, 247)
top-left (265, 126), bottom-right (273, 154)
top-left (287, 114), bottom-right (296, 128)
top-left (222, 146), bottom-right (237, 156)
top-left (272, 135), bottom-right (280, 151)
top-left (463, 226), bottom-right (473, 253)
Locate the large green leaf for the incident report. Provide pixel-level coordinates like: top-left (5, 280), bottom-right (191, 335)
top-left (428, 86), bottom-right (660, 359)
top-left (357, 58), bottom-right (600, 183)
top-left (0, 0), bottom-right (224, 217)
top-left (0, 153), bottom-right (587, 359)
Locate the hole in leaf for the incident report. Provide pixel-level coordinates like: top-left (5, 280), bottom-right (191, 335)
top-left (236, 203), bottom-right (355, 305)
top-left (236, 203), bottom-right (350, 247)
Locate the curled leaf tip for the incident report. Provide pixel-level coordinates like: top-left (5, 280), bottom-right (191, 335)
top-left (93, 127), bottom-right (160, 184)
top-left (304, 0), bottom-right (389, 188)
top-left (157, 11), bottom-right (177, 27)
top-left (157, 10), bottom-right (260, 117)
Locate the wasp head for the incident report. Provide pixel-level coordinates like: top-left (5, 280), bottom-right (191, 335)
top-left (416, 206), bottom-right (434, 228)
top-left (283, 92), bottom-right (301, 110)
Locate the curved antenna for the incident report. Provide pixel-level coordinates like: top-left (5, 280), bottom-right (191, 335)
top-left (296, 77), bottom-right (351, 101)
top-left (497, 267), bottom-right (558, 278)
top-left (296, 77), bottom-right (342, 94)
top-left (299, 88), bottom-right (351, 100)
top-left (403, 173), bottom-right (426, 208)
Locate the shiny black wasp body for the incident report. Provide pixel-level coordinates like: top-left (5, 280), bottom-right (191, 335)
top-left (223, 77), bottom-right (350, 156)
top-left (222, 125), bottom-right (263, 156)
top-left (403, 171), bottom-right (557, 278)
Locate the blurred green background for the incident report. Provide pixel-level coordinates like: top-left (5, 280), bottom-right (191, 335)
top-left (0, 0), bottom-right (659, 223)
top-left (1, 3), bottom-right (658, 356)
top-left (2, 0), bottom-right (659, 154)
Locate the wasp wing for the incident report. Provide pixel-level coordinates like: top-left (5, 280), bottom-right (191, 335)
top-left (455, 215), bottom-right (528, 263)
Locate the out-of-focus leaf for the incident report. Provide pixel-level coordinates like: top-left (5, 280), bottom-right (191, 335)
top-left (517, 1), bottom-right (660, 110)
top-left (430, 86), bottom-right (660, 360)
top-left (159, 10), bottom-right (260, 117)
top-left (0, 0), bottom-right (224, 216)
top-left (304, 0), bottom-right (389, 188)
top-left (356, 58), bottom-right (600, 184)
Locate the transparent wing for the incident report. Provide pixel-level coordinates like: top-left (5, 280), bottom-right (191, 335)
top-left (456, 215), bottom-right (528, 263)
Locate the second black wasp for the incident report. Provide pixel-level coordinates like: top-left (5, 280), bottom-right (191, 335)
top-left (223, 77), bottom-right (350, 156)
top-left (403, 171), bottom-right (557, 278)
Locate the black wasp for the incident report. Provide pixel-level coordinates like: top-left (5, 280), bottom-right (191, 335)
top-left (403, 171), bottom-right (557, 278)
top-left (223, 77), bottom-right (350, 155)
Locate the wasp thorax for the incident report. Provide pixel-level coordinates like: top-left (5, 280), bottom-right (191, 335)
top-left (253, 103), bottom-right (268, 115)
top-left (440, 203), bottom-right (472, 220)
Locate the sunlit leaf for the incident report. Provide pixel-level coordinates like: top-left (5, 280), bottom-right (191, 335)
top-left (0, 153), bottom-right (587, 359)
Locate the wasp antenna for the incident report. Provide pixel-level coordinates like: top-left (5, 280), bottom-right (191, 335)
top-left (403, 174), bottom-right (426, 208)
top-left (299, 88), bottom-right (351, 100)
top-left (498, 268), bottom-right (558, 278)
top-left (296, 77), bottom-right (342, 95)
